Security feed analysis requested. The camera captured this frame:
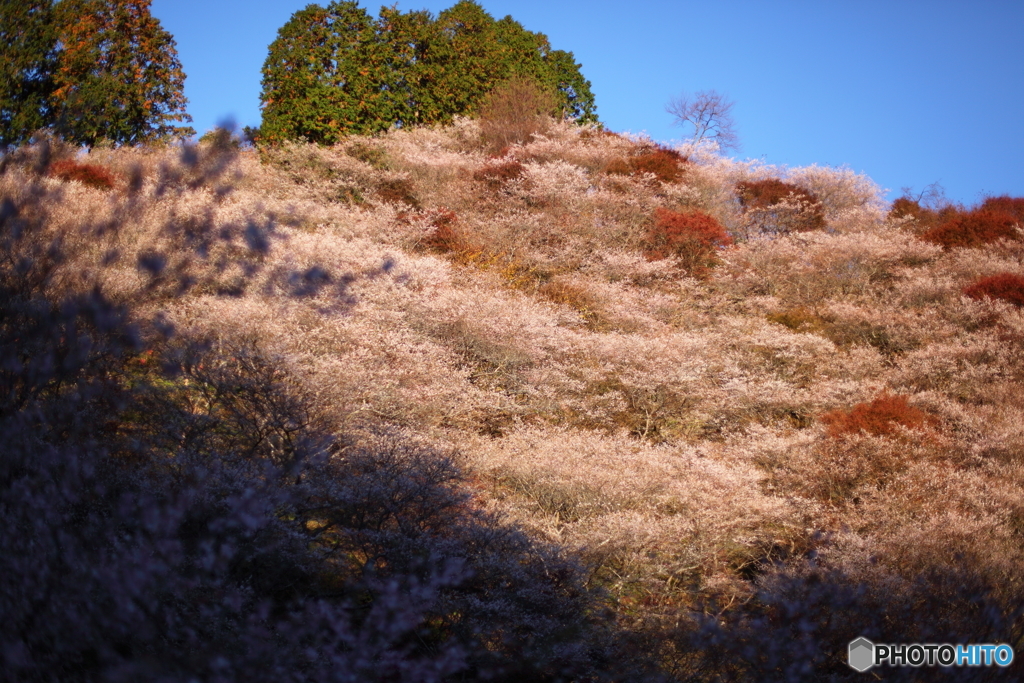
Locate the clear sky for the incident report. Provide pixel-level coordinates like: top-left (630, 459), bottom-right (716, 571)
top-left (151, 0), bottom-right (1024, 206)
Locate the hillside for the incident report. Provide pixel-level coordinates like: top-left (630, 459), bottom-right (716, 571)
top-left (3, 121), bottom-right (1023, 680)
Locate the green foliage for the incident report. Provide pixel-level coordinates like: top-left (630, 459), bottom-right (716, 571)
top-left (0, 0), bottom-right (193, 148)
top-left (258, 2), bottom-right (398, 145)
top-left (258, 0), bottom-right (596, 145)
top-left (0, 1), bottom-right (58, 147)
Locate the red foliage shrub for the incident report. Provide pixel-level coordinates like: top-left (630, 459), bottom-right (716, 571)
top-left (602, 144), bottom-right (689, 184)
top-left (920, 208), bottom-right (1019, 249)
top-left (979, 195), bottom-right (1024, 223)
top-left (888, 196), bottom-right (925, 221)
top-left (630, 145), bottom-right (689, 183)
top-left (643, 207), bottom-right (731, 276)
top-left (888, 196), bottom-right (956, 234)
top-left (419, 208), bottom-right (466, 253)
top-left (821, 393), bottom-right (934, 438)
top-left (737, 178), bottom-right (820, 212)
top-left (473, 160), bottom-right (525, 189)
top-left (736, 178), bottom-right (825, 233)
top-left (47, 159), bottom-right (118, 190)
top-left (962, 272), bottom-right (1024, 307)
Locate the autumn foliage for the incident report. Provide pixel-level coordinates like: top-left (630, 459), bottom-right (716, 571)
top-left (6, 110), bottom-right (1024, 682)
top-left (821, 393), bottom-right (935, 438)
top-left (604, 144), bottom-right (689, 183)
top-left (629, 145), bottom-right (689, 183)
top-left (1, 0), bottom-right (193, 147)
top-left (979, 195), bottom-right (1024, 223)
top-left (418, 207), bottom-right (466, 253)
top-left (962, 272), bottom-right (1024, 307)
top-left (736, 178), bottom-right (826, 234)
top-left (47, 159), bottom-right (118, 190)
top-left (473, 159), bottom-right (526, 189)
top-left (643, 207), bottom-right (731, 275)
top-left (921, 207), bottom-right (1021, 249)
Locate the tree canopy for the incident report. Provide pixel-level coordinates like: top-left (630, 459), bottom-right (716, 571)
top-left (258, 0), bottom-right (596, 145)
top-left (0, 1), bottom-right (59, 146)
top-left (0, 0), bottom-right (193, 148)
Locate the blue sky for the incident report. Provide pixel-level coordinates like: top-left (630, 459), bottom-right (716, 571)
top-left (152, 0), bottom-right (1024, 206)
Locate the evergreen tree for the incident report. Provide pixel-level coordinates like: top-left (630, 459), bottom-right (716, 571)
top-left (258, 0), bottom-right (596, 144)
top-left (0, 0), bottom-right (58, 147)
top-left (258, 1), bottom-right (399, 145)
top-left (50, 0), bottom-right (194, 146)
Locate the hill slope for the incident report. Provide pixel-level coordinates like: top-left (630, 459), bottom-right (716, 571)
top-left (5, 122), bottom-right (1023, 678)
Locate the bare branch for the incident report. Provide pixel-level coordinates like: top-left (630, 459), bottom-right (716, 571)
top-left (666, 89), bottom-right (739, 151)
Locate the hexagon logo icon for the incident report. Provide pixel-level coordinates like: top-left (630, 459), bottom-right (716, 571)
top-left (848, 637), bottom-right (875, 672)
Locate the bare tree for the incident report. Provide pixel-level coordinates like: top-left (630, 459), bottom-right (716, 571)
top-left (899, 181), bottom-right (949, 211)
top-left (666, 89), bottom-right (739, 151)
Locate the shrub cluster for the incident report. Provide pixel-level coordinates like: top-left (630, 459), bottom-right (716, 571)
top-left (887, 194), bottom-right (960, 235)
top-left (643, 207), bottom-right (732, 276)
top-left (963, 272), bottom-right (1024, 307)
top-left (416, 207), bottom-right (468, 254)
top-left (921, 207), bottom-right (1021, 249)
top-left (47, 158), bottom-right (119, 190)
top-left (604, 143), bottom-right (689, 184)
top-left (736, 178), bottom-right (826, 235)
top-left (683, 560), bottom-right (1018, 682)
top-left (629, 144), bottom-right (689, 184)
top-left (473, 159), bottom-right (526, 190)
top-left (820, 393), bottom-right (934, 438)
top-left (896, 193), bottom-right (1024, 249)
top-left (979, 195), bottom-right (1024, 223)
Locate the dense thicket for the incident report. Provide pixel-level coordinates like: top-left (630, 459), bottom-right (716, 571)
top-left (257, 0), bottom-right (596, 145)
top-left (0, 0), bottom-right (193, 147)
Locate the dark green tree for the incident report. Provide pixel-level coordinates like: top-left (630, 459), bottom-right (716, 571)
top-left (0, 0), bottom-right (58, 147)
top-left (1, 0), bottom-right (193, 148)
top-left (544, 48), bottom-right (596, 122)
top-left (50, 0), bottom-right (194, 146)
top-left (257, 0), bottom-right (596, 144)
top-left (259, 2), bottom-right (400, 145)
